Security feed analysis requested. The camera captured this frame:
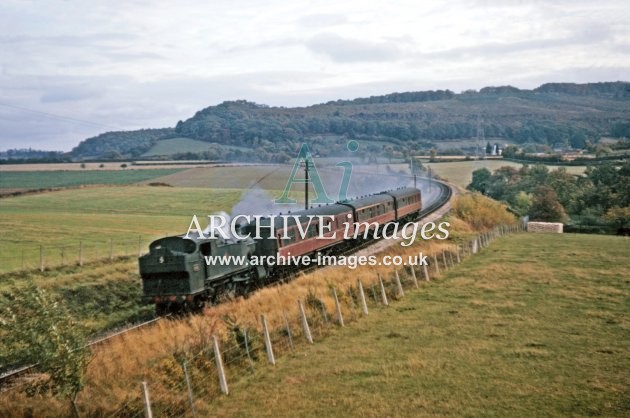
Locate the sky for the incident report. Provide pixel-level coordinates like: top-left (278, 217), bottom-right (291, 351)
top-left (0, 0), bottom-right (629, 151)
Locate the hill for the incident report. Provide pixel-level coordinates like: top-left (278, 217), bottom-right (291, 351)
top-left (70, 82), bottom-right (630, 161)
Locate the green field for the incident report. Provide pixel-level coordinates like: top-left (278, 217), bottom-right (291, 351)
top-left (142, 137), bottom-right (251, 157)
top-left (0, 186), bottom-right (243, 271)
top-left (0, 169), bottom-right (183, 189)
top-left (424, 160), bottom-right (587, 188)
top-left (208, 233), bottom-right (629, 417)
top-left (142, 137), bottom-right (216, 156)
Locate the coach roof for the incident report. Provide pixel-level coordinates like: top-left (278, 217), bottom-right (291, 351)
top-left (253, 203), bottom-right (352, 229)
top-left (385, 187), bottom-right (421, 199)
top-left (339, 192), bottom-right (394, 210)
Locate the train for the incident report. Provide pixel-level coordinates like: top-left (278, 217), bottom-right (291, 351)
top-left (138, 187), bottom-right (422, 314)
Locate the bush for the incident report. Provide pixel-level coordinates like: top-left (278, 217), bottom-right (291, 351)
top-left (452, 193), bottom-right (516, 230)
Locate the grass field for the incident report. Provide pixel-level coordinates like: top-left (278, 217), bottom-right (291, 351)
top-left (0, 186), bottom-right (243, 271)
top-left (141, 137), bottom-right (218, 156)
top-left (0, 169), bottom-right (183, 189)
top-left (424, 160), bottom-right (587, 188)
top-left (205, 233), bottom-right (629, 417)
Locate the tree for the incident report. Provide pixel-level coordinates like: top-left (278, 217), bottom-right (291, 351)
top-left (0, 282), bottom-right (90, 417)
top-left (467, 168), bottom-right (491, 194)
top-left (485, 141), bottom-right (492, 155)
top-left (512, 191), bottom-right (533, 217)
top-left (80, 163), bottom-right (86, 169)
top-left (530, 186), bottom-right (568, 222)
top-left (502, 145), bottom-right (519, 158)
top-left (603, 206), bottom-right (630, 230)
top-left (429, 148), bottom-right (437, 162)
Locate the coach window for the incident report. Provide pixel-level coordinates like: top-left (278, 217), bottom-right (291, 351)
top-left (200, 242), bottom-right (212, 256)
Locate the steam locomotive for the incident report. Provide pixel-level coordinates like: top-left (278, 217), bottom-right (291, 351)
top-left (139, 187), bottom-right (421, 314)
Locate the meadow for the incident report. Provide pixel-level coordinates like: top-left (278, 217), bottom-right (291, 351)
top-left (0, 168), bottom-right (183, 189)
top-left (0, 186), bottom-right (243, 271)
top-left (424, 159), bottom-right (587, 188)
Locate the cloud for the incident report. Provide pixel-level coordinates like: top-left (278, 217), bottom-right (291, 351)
top-left (305, 33), bottom-right (403, 63)
top-left (40, 85), bottom-right (104, 103)
top-left (426, 23), bottom-right (613, 60)
top-left (298, 13), bottom-right (348, 27)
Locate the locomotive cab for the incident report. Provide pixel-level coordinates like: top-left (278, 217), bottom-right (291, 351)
top-left (139, 236), bottom-right (207, 311)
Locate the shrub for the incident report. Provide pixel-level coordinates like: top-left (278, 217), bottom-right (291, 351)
top-left (452, 193), bottom-right (516, 230)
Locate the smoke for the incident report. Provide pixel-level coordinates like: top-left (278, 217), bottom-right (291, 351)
top-left (208, 157), bottom-right (436, 241)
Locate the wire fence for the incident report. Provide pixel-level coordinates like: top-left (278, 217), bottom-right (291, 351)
top-left (0, 236), bottom-right (153, 274)
top-left (99, 222), bottom-right (525, 418)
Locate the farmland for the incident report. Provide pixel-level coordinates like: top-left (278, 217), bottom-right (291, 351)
top-left (423, 159), bottom-right (587, 188)
top-left (0, 186), bottom-right (243, 271)
top-left (0, 168), bottom-right (183, 189)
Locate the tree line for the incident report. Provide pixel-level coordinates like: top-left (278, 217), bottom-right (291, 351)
top-left (467, 162), bottom-right (630, 233)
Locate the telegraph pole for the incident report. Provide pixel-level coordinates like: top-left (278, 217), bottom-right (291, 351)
top-left (305, 160), bottom-right (309, 210)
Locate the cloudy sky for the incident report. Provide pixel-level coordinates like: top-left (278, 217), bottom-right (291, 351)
top-left (1, 0), bottom-right (629, 151)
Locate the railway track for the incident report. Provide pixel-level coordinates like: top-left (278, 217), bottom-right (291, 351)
top-left (0, 180), bottom-right (453, 388)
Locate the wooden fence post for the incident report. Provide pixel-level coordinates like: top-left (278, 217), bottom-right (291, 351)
top-left (358, 280), bottom-right (369, 316)
top-left (331, 288), bottom-right (344, 327)
top-left (260, 315), bottom-right (275, 365)
top-left (456, 246), bottom-right (461, 264)
top-left (183, 362), bottom-right (196, 417)
top-left (422, 263), bottom-right (430, 282)
top-left (433, 255), bottom-right (439, 274)
top-left (298, 300), bottom-right (313, 344)
top-left (409, 266), bottom-right (419, 288)
top-left (212, 335), bottom-right (229, 394)
top-left (394, 271), bottom-right (404, 298)
top-left (378, 274), bottom-right (389, 306)
top-left (243, 328), bottom-right (255, 365)
top-left (442, 251), bottom-right (448, 270)
top-left (141, 381), bottom-right (153, 418)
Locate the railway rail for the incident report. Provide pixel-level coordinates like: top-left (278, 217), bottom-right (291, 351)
top-left (0, 180), bottom-right (452, 388)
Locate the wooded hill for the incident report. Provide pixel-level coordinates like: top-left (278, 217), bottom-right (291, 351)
top-left (70, 82), bottom-right (630, 162)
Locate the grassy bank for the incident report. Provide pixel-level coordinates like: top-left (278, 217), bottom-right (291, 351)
top-left (207, 233), bottom-right (629, 417)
